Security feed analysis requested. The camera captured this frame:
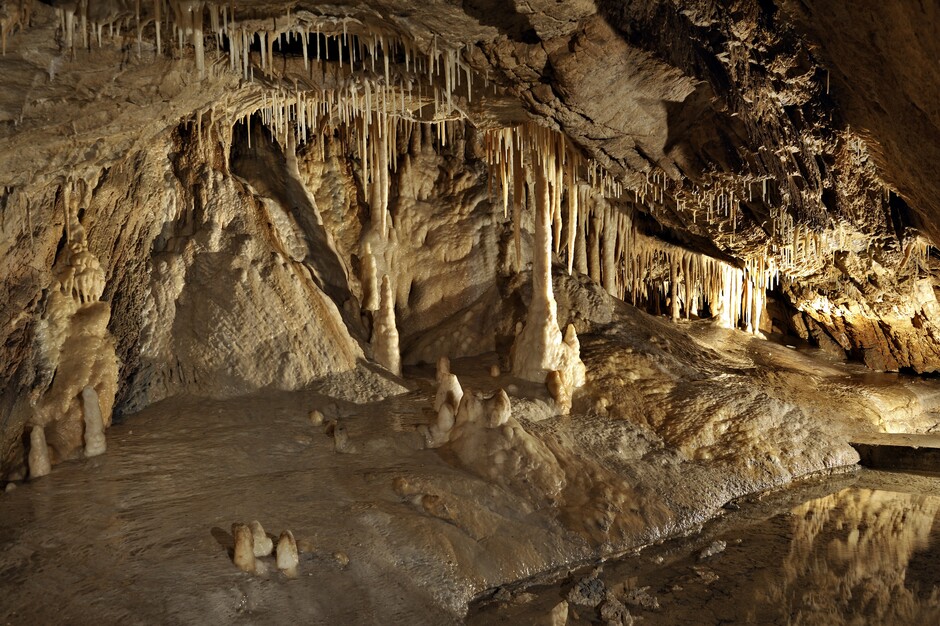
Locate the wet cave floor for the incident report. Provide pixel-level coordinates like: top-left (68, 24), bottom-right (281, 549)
top-left (470, 469), bottom-right (940, 625)
top-left (3, 320), bottom-right (940, 625)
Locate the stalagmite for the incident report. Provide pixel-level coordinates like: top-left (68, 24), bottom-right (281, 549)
top-left (81, 386), bottom-right (106, 457)
top-left (484, 389), bottom-right (511, 428)
top-left (28, 425), bottom-right (51, 479)
top-left (510, 139), bottom-right (586, 393)
top-left (361, 243), bottom-right (379, 312)
top-left (428, 403), bottom-right (456, 447)
top-left (428, 369), bottom-right (464, 448)
top-left (562, 325), bottom-right (586, 388)
top-left (454, 391), bottom-right (485, 428)
top-left (232, 523), bottom-right (257, 573)
top-left (276, 530), bottom-right (299, 578)
top-left (250, 521), bottom-right (273, 557)
top-left (511, 147), bottom-right (563, 382)
top-left (436, 356), bottom-right (450, 383)
top-left (546, 370), bottom-right (571, 415)
top-left (371, 275), bottom-right (401, 376)
top-left (434, 373), bottom-right (464, 413)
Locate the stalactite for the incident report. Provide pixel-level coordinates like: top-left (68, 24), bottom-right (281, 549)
top-left (60, 4), bottom-right (809, 344)
top-left (588, 212), bottom-right (601, 283)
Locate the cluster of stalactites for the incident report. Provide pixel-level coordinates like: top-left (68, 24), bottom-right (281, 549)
top-left (47, 0), bottom-right (477, 114)
top-left (769, 208), bottom-right (829, 274)
top-left (225, 20), bottom-right (474, 113)
top-left (483, 124), bottom-right (624, 270)
top-left (0, 0), bottom-right (31, 54)
top-left (54, 1), bottom-right (192, 63)
top-left (581, 197), bottom-right (776, 333)
top-left (237, 82), bottom-right (464, 243)
top-left (52, 179), bottom-right (106, 305)
top-left (632, 168), bottom-right (814, 271)
top-left (627, 163), bottom-right (935, 286)
top-left (482, 125), bottom-right (774, 334)
top-left (632, 170), bottom-right (791, 258)
top-left (247, 81), bottom-right (464, 152)
top-left (484, 124), bottom-right (624, 216)
top-left (904, 235), bottom-right (932, 270)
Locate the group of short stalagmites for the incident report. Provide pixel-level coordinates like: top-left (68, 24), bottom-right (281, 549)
top-left (229, 520), bottom-right (348, 577)
top-left (27, 379), bottom-right (109, 481)
top-left (230, 521), bottom-right (300, 578)
top-left (231, 521), bottom-right (294, 576)
top-left (309, 407), bottom-right (357, 454)
top-left (425, 357), bottom-right (511, 449)
top-left (424, 355), bottom-right (570, 450)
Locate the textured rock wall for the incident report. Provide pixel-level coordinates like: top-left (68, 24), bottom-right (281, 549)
top-left (0, 66), bottom-right (507, 479)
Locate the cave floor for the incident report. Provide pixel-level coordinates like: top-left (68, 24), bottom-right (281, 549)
top-left (4, 315), bottom-right (940, 624)
top-left (0, 385), bottom-right (478, 624)
top-left (469, 468), bottom-right (940, 625)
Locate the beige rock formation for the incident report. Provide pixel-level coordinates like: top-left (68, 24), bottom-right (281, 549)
top-left (276, 530), bottom-right (299, 578)
top-left (0, 1), bottom-right (939, 623)
top-left (231, 523), bottom-right (256, 574)
top-left (81, 386), bottom-right (106, 458)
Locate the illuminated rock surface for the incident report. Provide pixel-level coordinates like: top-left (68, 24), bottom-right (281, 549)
top-left (1, 1), bottom-right (940, 622)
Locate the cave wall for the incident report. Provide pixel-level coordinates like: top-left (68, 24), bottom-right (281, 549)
top-left (0, 82), bottom-right (510, 478)
top-left (472, 0), bottom-right (940, 371)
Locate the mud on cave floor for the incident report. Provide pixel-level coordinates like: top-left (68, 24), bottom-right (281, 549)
top-left (3, 306), bottom-right (940, 623)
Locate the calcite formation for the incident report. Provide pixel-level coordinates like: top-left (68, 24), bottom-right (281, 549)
top-left (26, 425), bottom-right (50, 479)
top-left (232, 522), bottom-right (257, 574)
top-left (371, 274), bottom-right (401, 376)
top-left (250, 520), bottom-right (273, 557)
top-left (1, 0), bottom-right (940, 623)
top-left (80, 386), bottom-right (106, 457)
top-left (276, 529), bottom-right (299, 578)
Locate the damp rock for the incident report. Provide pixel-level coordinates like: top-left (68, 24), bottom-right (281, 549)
top-left (546, 600), bottom-right (569, 626)
top-left (567, 569), bottom-right (606, 607)
top-left (698, 539), bottom-right (727, 561)
top-left (296, 538), bottom-right (316, 555)
top-left (333, 424), bottom-right (356, 453)
top-left (492, 587), bottom-right (512, 603)
top-left (599, 598), bottom-right (635, 626)
top-left (621, 586), bottom-right (660, 611)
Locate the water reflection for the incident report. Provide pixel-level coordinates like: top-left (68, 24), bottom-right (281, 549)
top-left (471, 473), bottom-right (940, 625)
top-left (761, 488), bottom-right (940, 625)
